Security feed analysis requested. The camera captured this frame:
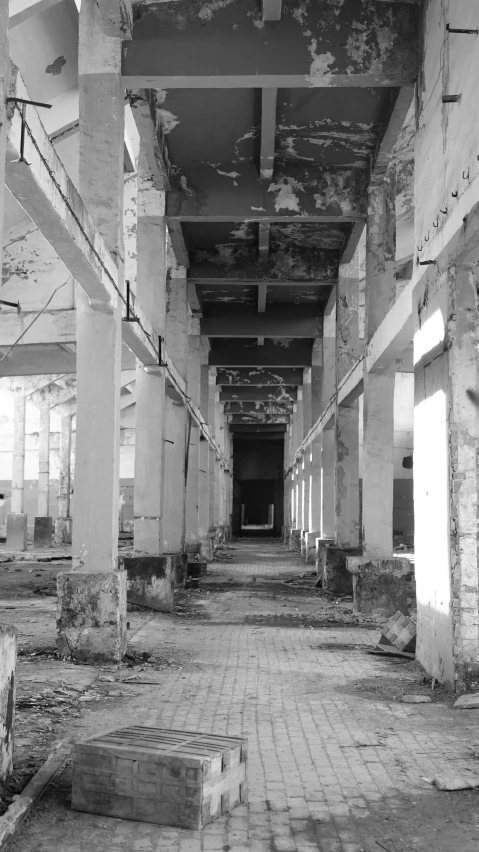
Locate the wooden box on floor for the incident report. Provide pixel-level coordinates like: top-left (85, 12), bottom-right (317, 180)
top-left (71, 727), bottom-right (248, 829)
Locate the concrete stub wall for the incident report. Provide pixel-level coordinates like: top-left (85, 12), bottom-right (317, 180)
top-left (0, 627), bottom-right (17, 780)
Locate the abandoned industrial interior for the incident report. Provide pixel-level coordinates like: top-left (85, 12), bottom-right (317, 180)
top-left (1, 0), bottom-right (479, 849)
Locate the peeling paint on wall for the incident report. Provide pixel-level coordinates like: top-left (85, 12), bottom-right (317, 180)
top-left (268, 177), bottom-right (303, 213)
top-left (45, 56), bottom-right (66, 75)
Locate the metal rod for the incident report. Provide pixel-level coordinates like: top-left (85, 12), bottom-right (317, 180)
top-left (442, 94), bottom-right (461, 103)
top-left (447, 25), bottom-right (479, 34)
top-left (0, 299), bottom-right (20, 310)
top-left (122, 280), bottom-right (140, 323)
top-left (6, 97), bottom-right (52, 109)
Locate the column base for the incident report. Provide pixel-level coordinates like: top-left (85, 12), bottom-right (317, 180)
top-left (34, 517), bottom-right (53, 548)
top-left (305, 531), bottom-right (320, 565)
top-left (0, 627), bottom-right (16, 781)
top-left (56, 571), bottom-right (127, 663)
top-left (322, 546), bottom-right (362, 596)
top-left (4, 513), bottom-right (27, 551)
top-left (55, 518), bottom-right (72, 545)
top-left (315, 538), bottom-right (334, 578)
top-left (200, 537), bottom-right (213, 561)
top-left (122, 556), bottom-right (176, 612)
top-left (300, 530), bottom-right (309, 558)
top-left (282, 526), bottom-right (292, 546)
top-left (290, 528), bottom-right (302, 551)
top-left (346, 557), bottom-right (413, 618)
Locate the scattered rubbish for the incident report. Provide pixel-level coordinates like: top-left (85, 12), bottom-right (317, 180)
top-left (434, 773), bottom-right (479, 791)
top-left (402, 695), bottom-right (432, 704)
top-left (454, 693), bottom-right (479, 709)
top-left (372, 610), bottom-right (416, 659)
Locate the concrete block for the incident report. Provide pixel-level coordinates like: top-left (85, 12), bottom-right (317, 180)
top-left (33, 516), bottom-right (53, 548)
top-left (290, 529), bottom-right (302, 552)
top-left (72, 726), bottom-right (247, 829)
top-left (346, 557), bottom-right (412, 617)
top-left (55, 517), bottom-right (72, 545)
top-left (4, 513), bottom-right (27, 552)
top-left (56, 570), bottom-right (127, 663)
top-left (322, 547), bottom-right (362, 596)
top-left (315, 538), bottom-right (334, 578)
top-left (122, 556), bottom-right (175, 613)
top-left (0, 627), bottom-right (16, 781)
top-left (305, 531), bottom-right (320, 564)
top-left (300, 530), bottom-right (308, 558)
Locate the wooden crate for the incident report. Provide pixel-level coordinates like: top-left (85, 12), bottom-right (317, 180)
top-left (72, 727), bottom-right (247, 829)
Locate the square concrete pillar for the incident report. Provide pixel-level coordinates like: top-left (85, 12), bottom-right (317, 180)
top-left (315, 537), bottom-right (334, 578)
top-left (0, 627), bottom-right (16, 781)
top-left (55, 517), bottom-right (72, 545)
top-left (346, 557), bottom-right (412, 618)
top-left (122, 555), bottom-right (175, 612)
top-left (305, 531), bottom-right (320, 564)
top-left (34, 516), bottom-right (53, 548)
top-left (56, 571), bottom-right (127, 663)
top-left (5, 513), bottom-right (27, 552)
top-left (290, 528), bottom-right (302, 552)
top-left (322, 546), bottom-right (362, 596)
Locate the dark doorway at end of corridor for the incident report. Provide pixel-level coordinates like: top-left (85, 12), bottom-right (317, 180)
top-left (232, 430), bottom-right (284, 538)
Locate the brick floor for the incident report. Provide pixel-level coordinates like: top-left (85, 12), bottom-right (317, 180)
top-left (9, 539), bottom-right (479, 852)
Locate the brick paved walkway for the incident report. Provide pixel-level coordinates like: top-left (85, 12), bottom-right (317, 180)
top-left (9, 539), bottom-right (479, 852)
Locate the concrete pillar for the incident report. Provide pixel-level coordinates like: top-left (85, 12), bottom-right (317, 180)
top-left (34, 406), bottom-right (53, 547)
top-left (198, 365), bottom-right (210, 553)
top-left (185, 331), bottom-right (202, 548)
top-left (57, 0), bottom-right (127, 663)
top-left (133, 152), bottom-right (167, 557)
top-left (4, 381), bottom-right (28, 551)
top-left (347, 170), bottom-right (410, 618)
top-left (334, 255), bottom-right (360, 549)
top-left (55, 412), bottom-right (73, 545)
top-left (362, 173), bottom-right (397, 556)
top-left (320, 295), bottom-right (336, 541)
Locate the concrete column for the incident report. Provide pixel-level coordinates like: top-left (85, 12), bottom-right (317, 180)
top-left (334, 256), bottom-right (360, 549)
top-left (5, 380), bottom-right (28, 551)
top-left (162, 269), bottom-right (188, 553)
top-left (217, 400), bottom-right (226, 530)
top-left (185, 331), bottom-right (202, 548)
top-left (198, 364), bottom-right (210, 553)
top-left (347, 170), bottom-right (410, 618)
top-left (34, 406), bottom-right (53, 547)
top-left (301, 369), bottom-right (312, 541)
top-left (321, 294), bottom-right (336, 541)
top-left (57, 0), bottom-right (127, 663)
top-left (362, 173), bottom-right (397, 556)
top-left (133, 152), bottom-right (167, 556)
top-left (56, 412), bottom-right (73, 545)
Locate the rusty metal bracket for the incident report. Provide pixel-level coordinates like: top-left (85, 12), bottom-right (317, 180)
top-left (122, 280), bottom-right (140, 323)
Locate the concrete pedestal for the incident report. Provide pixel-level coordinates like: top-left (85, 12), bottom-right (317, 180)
top-left (5, 513), bottom-right (27, 551)
top-left (290, 528), bottom-right (302, 552)
top-left (322, 546), bottom-right (362, 596)
top-left (55, 517), bottom-right (72, 545)
top-left (300, 530), bottom-right (308, 558)
top-left (0, 627), bottom-right (16, 781)
top-left (315, 538), bottom-right (334, 578)
top-left (56, 571), bottom-right (127, 663)
top-left (305, 531), bottom-right (320, 564)
top-left (122, 556), bottom-right (175, 612)
top-left (346, 557), bottom-right (412, 618)
top-left (34, 517), bottom-right (53, 547)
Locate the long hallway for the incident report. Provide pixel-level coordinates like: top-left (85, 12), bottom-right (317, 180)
top-left (9, 540), bottom-right (479, 852)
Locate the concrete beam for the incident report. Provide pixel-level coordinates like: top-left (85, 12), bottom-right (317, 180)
top-left (28, 378), bottom-right (77, 409)
top-left (220, 386), bottom-right (297, 402)
top-left (262, 0), bottom-right (282, 21)
top-left (98, 0), bottom-right (132, 38)
top-left (189, 251), bottom-right (337, 281)
top-left (167, 221), bottom-right (189, 268)
top-left (260, 88), bottom-right (277, 182)
top-left (216, 368), bottom-right (304, 385)
top-left (192, 278), bottom-right (335, 288)
top-left (209, 339), bottom-right (313, 368)
top-left (201, 307), bottom-right (322, 338)
top-left (225, 401), bottom-right (293, 415)
top-left (123, 3), bottom-right (419, 88)
top-left (167, 165), bottom-right (367, 222)
top-left (8, 0), bottom-right (62, 28)
top-left (128, 89), bottom-right (171, 191)
top-left (1, 310), bottom-right (76, 346)
top-left (228, 414), bottom-right (290, 424)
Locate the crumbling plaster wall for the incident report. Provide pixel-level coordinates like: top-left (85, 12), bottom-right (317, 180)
top-left (413, 0), bottom-right (479, 689)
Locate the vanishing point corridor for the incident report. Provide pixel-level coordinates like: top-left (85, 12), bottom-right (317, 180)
top-left (7, 539), bottom-right (479, 852)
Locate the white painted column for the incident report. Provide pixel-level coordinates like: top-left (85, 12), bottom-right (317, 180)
top-left (309, 342), bottom-right (323, 535)
top-left (301, 371), bottom-right (312, 532)
top-left (335, 253), bottom-right (360, 548)
top-left (5, 379), bottom-right (28, 551)
top-left (321, 295), bottom-right (336, 539)
top-left (58, 0), bottom-right (127, 663)
top-left (56, 411), bottom-right (73, 544)
top-left (37, 406), bottom-right (50, 518)
top-left (162, 268), bottom-right (188, 552)
top-left (362, 172), bottom-right (396, 556)
top-left (185, 330), bottom-right (202, 547)
top-left (198, 364), bottom-right (210, 548)
top-left (133, 154), bottom-right (167, 555)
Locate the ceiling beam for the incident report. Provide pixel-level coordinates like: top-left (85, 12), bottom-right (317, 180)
top-left (225, 401), bottom-right (293, 415)
top-left (209, 339), bottom-right (313, 368)
top-left (189, 250), bottom-right (338, 282)
top-left (216, 368), bottom-right (304, 386)
top-left (167, 164), bottom-right (367, 222)
top-left (220, 386), bottom-right (297, 402)
top-left (201, 307), bottom-right (321, 338)
top-left (260, 89), bottom-right (277, 182)
top-left (227, 414), bottom-right (290, 424)
top-left (192, 278), bottom-right (336, 287)
top-left (8, 0), bottom-right (62, 28)
top-left (122, 4), bottom-right (418, 88)
top-left (257, 283), bottom-right (268, 313)
top-left (230, 424), bottom-right (287, 433)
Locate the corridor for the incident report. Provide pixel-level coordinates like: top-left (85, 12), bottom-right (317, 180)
top-left (9, 540), bottom-right (479, 852)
